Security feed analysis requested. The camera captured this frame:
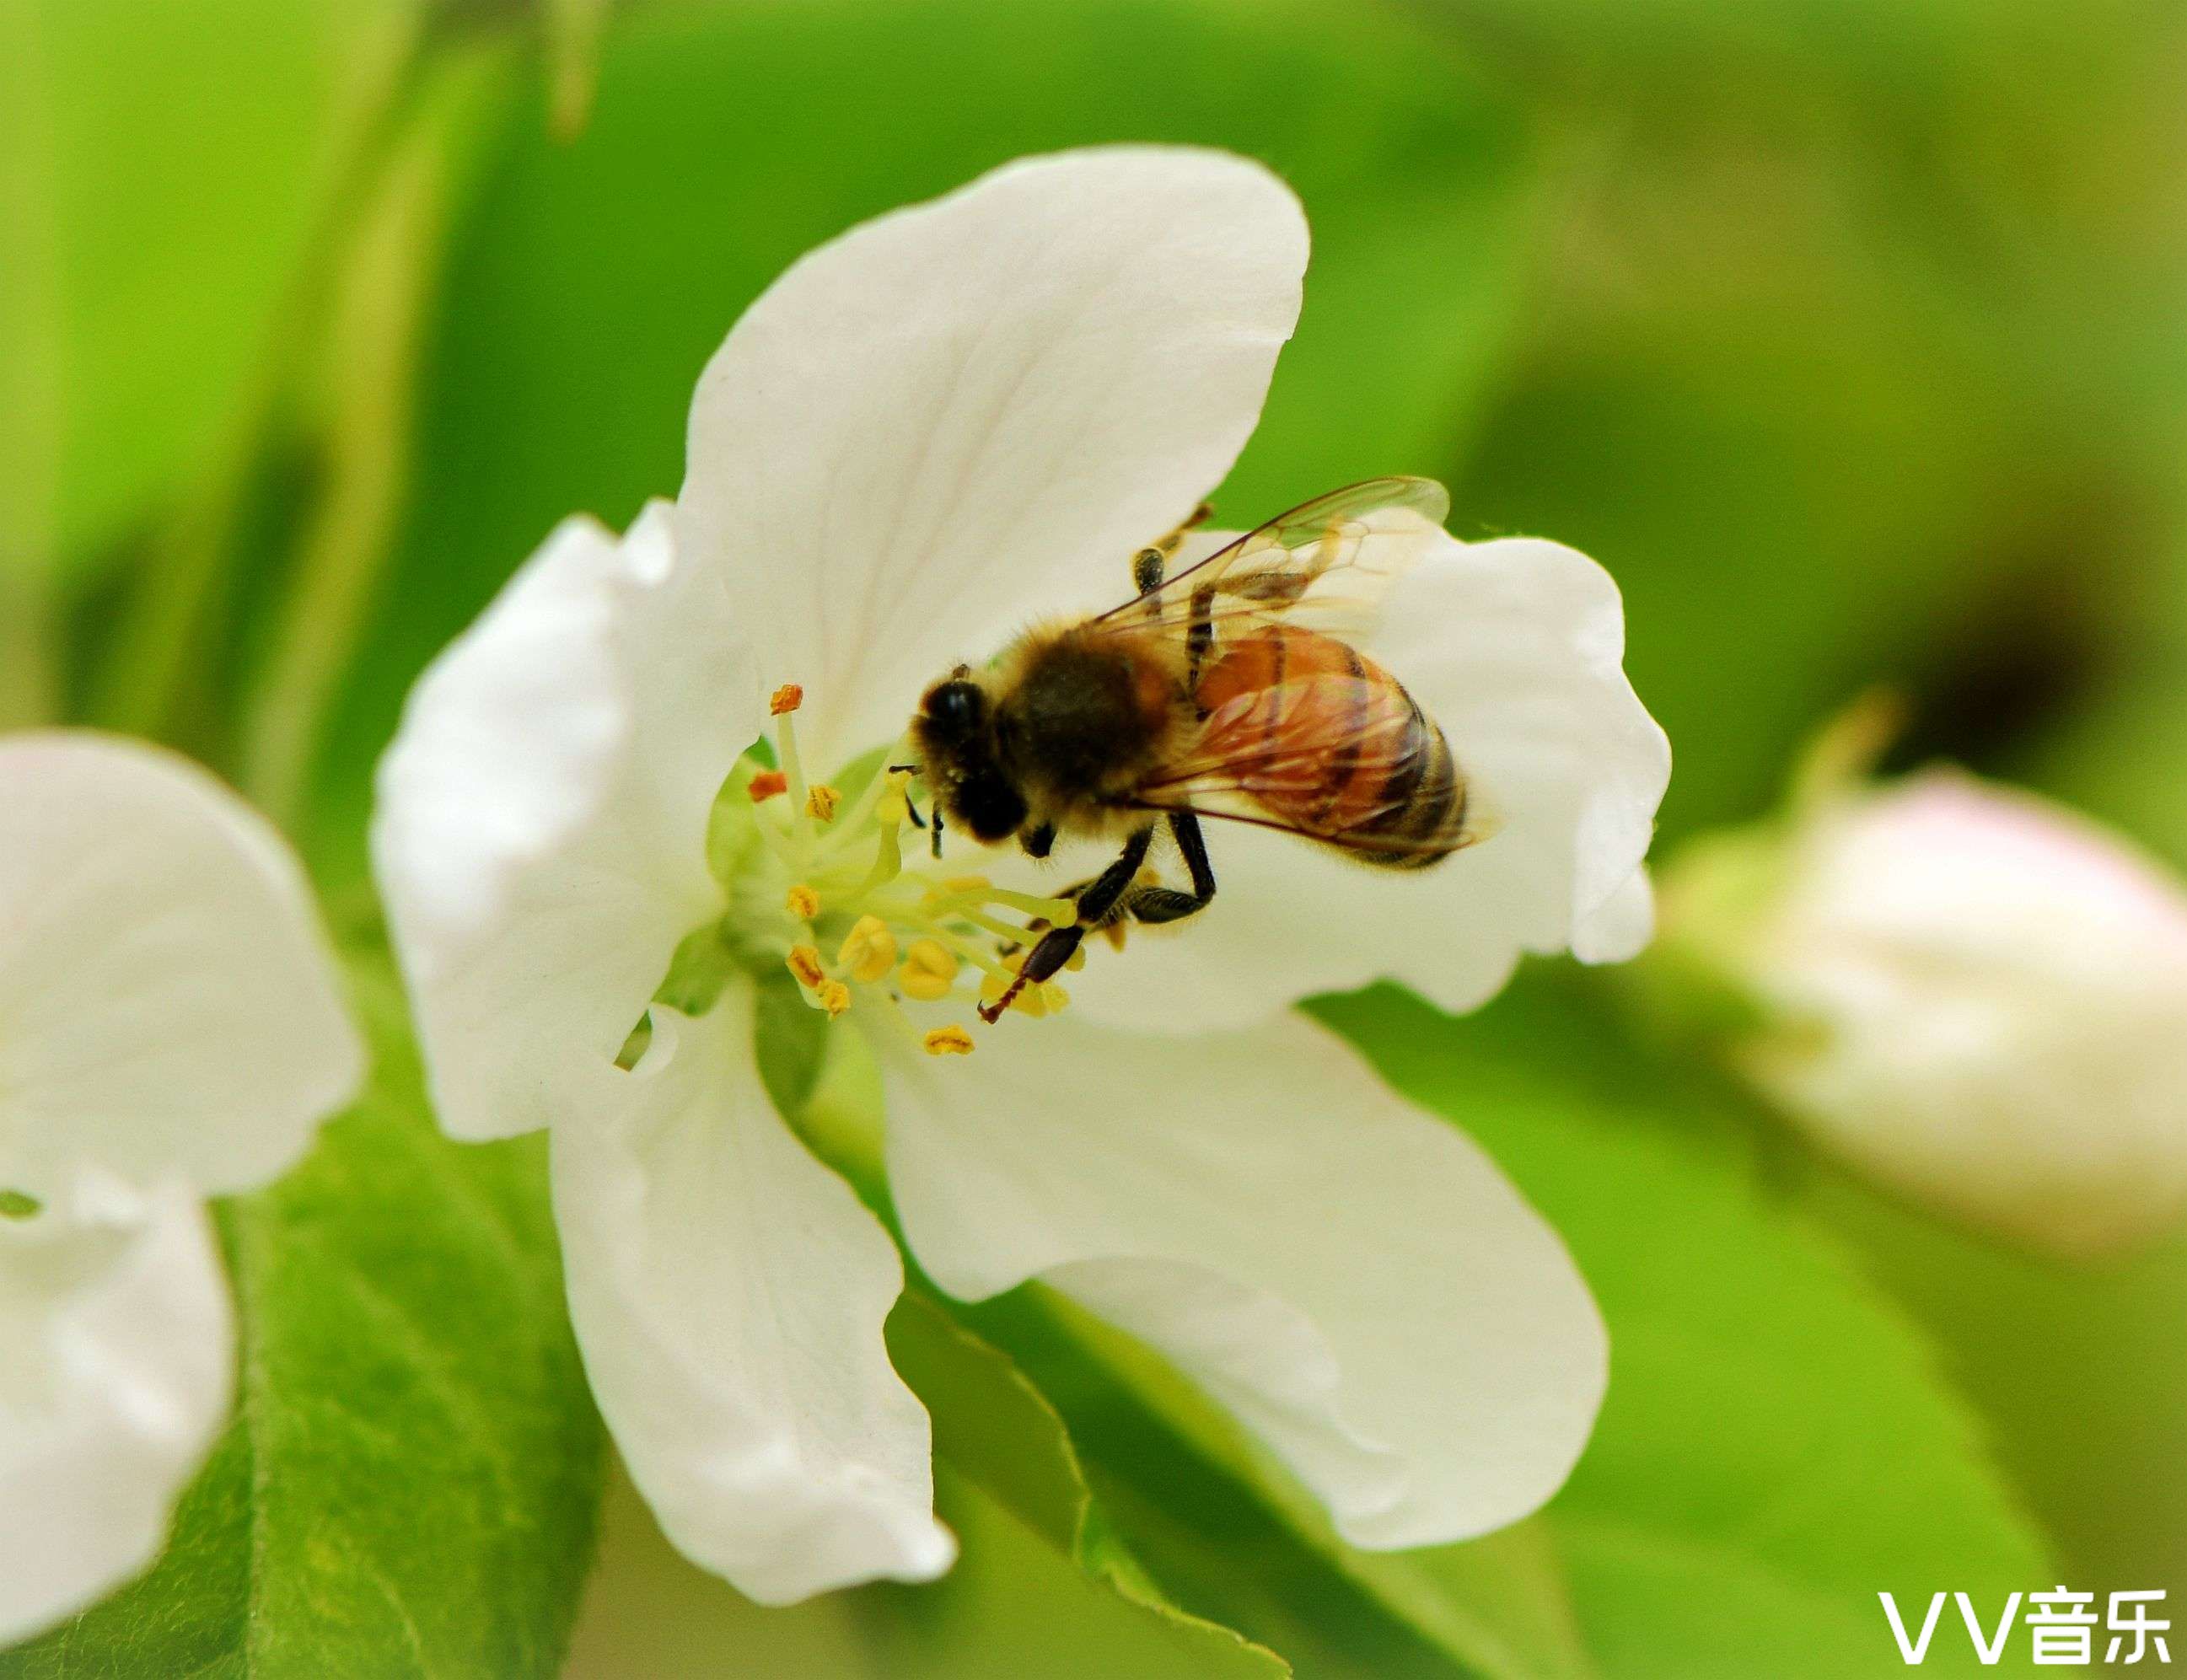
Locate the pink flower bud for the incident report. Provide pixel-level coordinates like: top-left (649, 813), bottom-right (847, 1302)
top-left (1733, 770), bottom-right (2187, 1257)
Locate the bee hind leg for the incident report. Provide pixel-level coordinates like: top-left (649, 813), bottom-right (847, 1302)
top-left (1124, 811), bottom-right (1217, 925)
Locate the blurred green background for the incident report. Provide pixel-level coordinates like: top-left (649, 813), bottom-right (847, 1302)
top-left (7, 0), bottom-right (2185, 1674)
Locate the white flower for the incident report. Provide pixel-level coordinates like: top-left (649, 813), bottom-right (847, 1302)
top-left (0, 733), bottom-right (363, 1644)
top-left (1690, 767), bottom-right (2187, 1258)
top-left (373, 148), bottom-right (1667, 1602)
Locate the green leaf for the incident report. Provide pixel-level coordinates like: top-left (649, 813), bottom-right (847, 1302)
top-left (1803, 1161), bottom-right (2187, 1622)
top-left (1314, 974), bottom-right (2055, 1677)
top-left (1, 947), bottom-right (605, 1677)
top-left (886, 1291), bottom-right (1288, 1676)
top-left (968, 1285), bottom-right (1596, 1678)
top-left (565, 1449), bottom-right (1287, 1680)
top-left (0, 0), bottom-right (426, 578)
top-left (305, 0), bottom-right (1545, 888)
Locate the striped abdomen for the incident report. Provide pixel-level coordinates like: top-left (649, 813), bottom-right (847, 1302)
top-left (1184, 625), bottom-right (1466, 868)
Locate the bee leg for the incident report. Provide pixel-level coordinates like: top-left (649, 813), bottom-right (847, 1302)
top-left (1020, 821), bottom-right (1056, 859)
top-left (887, 764), bottom-right (940, 852)
top-left (1124, 811), bottom-right (1217, 925)
top-left (1133, 502), bottom-right (1213, 598)
top-left (1186, 584), bottom-right (1217, 690)
top-left (979, 825), bottom-right (1154, 1022)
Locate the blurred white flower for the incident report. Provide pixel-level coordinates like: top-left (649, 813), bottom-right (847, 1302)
top-left (374, 148), bottom-right (1666, 1602)
top-left (1687, 766), bottom-right (2187, 1258)
top-left (0, 733), bottom-right (362, 1644)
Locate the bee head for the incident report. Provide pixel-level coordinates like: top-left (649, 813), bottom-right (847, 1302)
top-left (912, 670), bottom-right (1027, 843)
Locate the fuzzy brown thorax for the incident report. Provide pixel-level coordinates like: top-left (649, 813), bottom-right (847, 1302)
top-left (911, 620), bottom-right (1192, 848)
top-left (987, 623), bottom-right (1189, 826)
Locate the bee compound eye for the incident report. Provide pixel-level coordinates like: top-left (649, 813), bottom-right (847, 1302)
top-left (926, 679), bottom-right (984, 736)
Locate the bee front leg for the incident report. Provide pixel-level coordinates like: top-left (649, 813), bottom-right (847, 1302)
top-left (978, 825), bottom-right (1154, 1022)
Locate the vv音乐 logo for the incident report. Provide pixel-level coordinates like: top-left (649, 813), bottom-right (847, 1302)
top-left (1882, 1589), bottom-right (2171, 1666)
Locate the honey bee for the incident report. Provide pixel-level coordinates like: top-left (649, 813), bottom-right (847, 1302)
top-left (908, 477), bottom-right (1478, 1021)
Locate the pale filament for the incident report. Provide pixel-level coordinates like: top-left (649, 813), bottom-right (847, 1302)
top-left (731, 690), bottom-right (1079, 1050)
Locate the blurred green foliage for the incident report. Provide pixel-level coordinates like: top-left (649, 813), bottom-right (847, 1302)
top-left (8, 0), bottom-right (2187, 1671)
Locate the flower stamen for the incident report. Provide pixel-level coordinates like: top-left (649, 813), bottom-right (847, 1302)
top-left (786, 944), bottom-right (825, 990)
top-left (705, 693), bottom-right (1107, 1057)
top-left (837, 915), bottom-right (898, 983)
top-left (899, 938), bottom-right (959, 1001)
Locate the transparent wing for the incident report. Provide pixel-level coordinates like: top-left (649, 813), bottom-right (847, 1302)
top-left (1088, 477), bottom-right (1451, 642)
top-left (1130, 672), bottom-right (1482, 861)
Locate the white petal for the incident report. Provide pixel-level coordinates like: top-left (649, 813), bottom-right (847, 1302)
top-left (1061, 533), bottom-right (1670, 1032)
top-left (880, 1013), bottom-right (1605, 1548)
top-left (553, 996), bottom-right (952, 1603)
top-left (0, 733), bottom-right (362, 1196)
top-left (0, 1170), bottom-right (232, 1645)
top-left (373, 504), bottom-right (760, 1141)
top-left (675, 146), bottom-right (1307, 770)
top-left (1572, 866), bottom-right (1657, 964)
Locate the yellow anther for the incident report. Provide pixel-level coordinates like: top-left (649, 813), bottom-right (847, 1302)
top-left (899, 938), bottom-right (959, 1001)
top-left (836, 915), bottom-right (898, 984)
top-left (805, 782), bottom-right (841, 822)
top-left (749, 770), bottom-right (788, 802)
top-left (816, 979), bottom-right (852, 1017)
top-left (922, 1025), bottom-right (975, 1056)
top-left (1064, 946), bottom-right (1087, 972)
top-left (1013, 980), bottom-right (1069, 1018)
top-left (769, 683), bottom-right (803, 716)
top-left (784, 884), bottom-right (820, 921)
top-left (786, 945), bottom-right (825, 990)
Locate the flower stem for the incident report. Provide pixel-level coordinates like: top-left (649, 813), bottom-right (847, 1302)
top-left (240, 51), bottom-right (497, 821)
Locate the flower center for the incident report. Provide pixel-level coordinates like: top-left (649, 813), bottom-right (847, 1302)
top-left (657, 684), bottom-right (1080, 1059)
